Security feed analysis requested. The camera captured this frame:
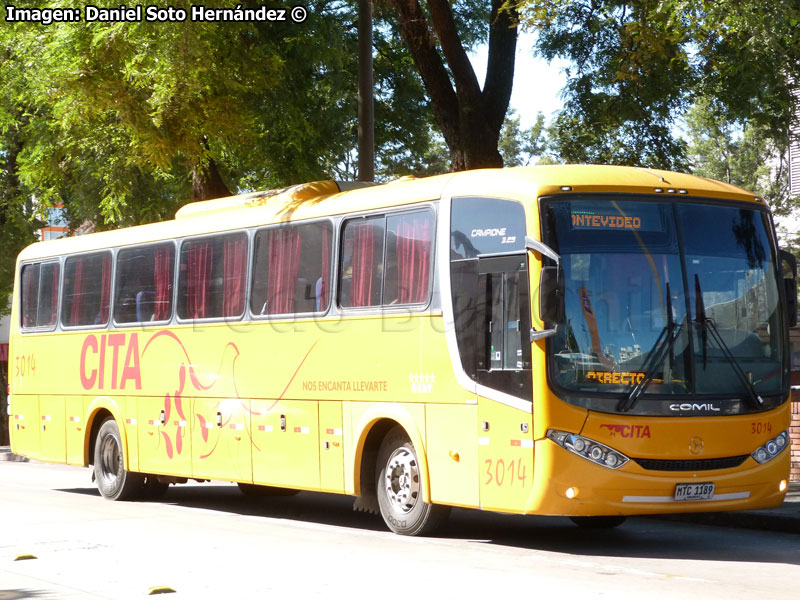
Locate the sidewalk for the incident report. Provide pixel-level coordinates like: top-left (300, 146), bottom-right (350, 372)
top-left (1, 445), bottom-right (798, 533)
top-left (0, 445), bottom-right (28, 462)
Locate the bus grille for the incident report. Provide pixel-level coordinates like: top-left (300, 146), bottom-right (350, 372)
top-left (633, 455), bottom-right (749, 471)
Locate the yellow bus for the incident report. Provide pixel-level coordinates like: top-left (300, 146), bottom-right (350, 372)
top-left (8, 166), bottom-right (798, 535)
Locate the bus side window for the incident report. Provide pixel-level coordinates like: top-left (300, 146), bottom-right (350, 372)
top-left (62, 252), bottom-right (112, 328)
top-left (251, 221), bottom-right (332, 317)
top-left (115, 244), bottom-right (174, 324)
top-left (20, 262), bottom-right (60, 330)
top-left (178, 233), bottom-right (247, 320)
top-left (339, 217), bottom-right (385, 308)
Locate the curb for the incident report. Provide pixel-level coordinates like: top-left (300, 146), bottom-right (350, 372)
top-left (0, 447), bottom-right (29, 463)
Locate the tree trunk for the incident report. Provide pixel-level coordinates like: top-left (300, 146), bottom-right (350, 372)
top-left (192, 156), bottom-right (232, 202)
top-left (391, 0), bottom-right (517, 171)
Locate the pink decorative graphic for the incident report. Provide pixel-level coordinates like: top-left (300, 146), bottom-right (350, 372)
top-left (139, 330), bottom-right (316, 461)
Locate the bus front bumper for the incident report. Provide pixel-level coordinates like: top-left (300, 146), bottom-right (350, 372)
top-left (525, 438), bottom-right (790, 516)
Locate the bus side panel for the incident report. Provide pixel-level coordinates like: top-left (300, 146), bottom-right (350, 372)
top-left (191, 397), bottom-right (252, 483)
top-left (65, 396), bottom-right (85, 466)
top-left (10, 395), bottom-right (40, 460)
top-left (252, 399), bottom-right (320, 490)
top-left (137, 394), bottom-right (191, 477)
top-left (425, 403), bottom-right (479, 508)
top-left (319, 401), bottom-right (345, 493)
top-left (123, 396), bottom-right (139, 472)
top-left (38, 395), bottom-right (66, 464)
top-left (477, 397), bottom-right (534, 513)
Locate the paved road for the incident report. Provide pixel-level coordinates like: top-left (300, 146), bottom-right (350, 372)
top-left (1, 460), bottom-right (798, 599)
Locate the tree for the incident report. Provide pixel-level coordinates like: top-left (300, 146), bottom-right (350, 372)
top-left (389, 0), bottom-right (518, 170)
top-left (498, 109), bottom-right (549, 166)
top-left (0, 1), bottom-right (450, 312)
top-left (685, 95), bottom-right (799, 250)
top-left (516, 0), bottom-right (800, 170)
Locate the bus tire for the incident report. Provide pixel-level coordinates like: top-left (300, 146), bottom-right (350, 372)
top-left (569, 516), bottom-right (627, 529)
top-left (375, 426), bottom-right (449, 536)
top-left (237, 482), bottom-right (299, 497)
top-left (93, 418), bottom-right (143, 501)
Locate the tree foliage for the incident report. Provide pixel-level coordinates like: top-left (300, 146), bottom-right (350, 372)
top-left (516, 0), bottom-right (800, 169)
top-left (0, 1), bottom-right (450, 313)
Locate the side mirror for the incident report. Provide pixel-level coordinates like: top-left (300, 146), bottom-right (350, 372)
top-left (539, 265), bottom-right (565, 325)
top-left (780, 250), bottom-right (798, 328)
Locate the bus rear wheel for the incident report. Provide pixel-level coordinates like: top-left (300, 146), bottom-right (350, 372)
top-left (375, 427), bottom-right (448, 536)
top-left (569, 516), bottom-right (627, 529)
top-left (93, 418), bottom-right (143, 501)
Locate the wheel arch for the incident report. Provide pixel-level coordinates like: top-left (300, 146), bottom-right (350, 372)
top-left (85, 397), bottom-right (128, 468)
top-left (351, 405), bottom-right (430, 503)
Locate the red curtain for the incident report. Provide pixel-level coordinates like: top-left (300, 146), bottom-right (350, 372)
top-left (70, 260), bottom-right (84, 325)
top-left (99, 255), bottom-right (111, 323)
top-left (396, 213), bottom-right (433, 304)
top-left (351, 222), bottom-right (375, 307)
top-left (267, 228), bottom-right (301, 314)
top-left (48, 264), bottom-right (59, 325)
top-left (153, 247), bottom-right (172, 321)
top-left (319, 225), bottom-right (330, 310)
top-left (22, 266), bottom-right (36, 327)
top-left (223, 237), bottom-right (247, 316)
top-left (187, 243), bottom-right (213, 319)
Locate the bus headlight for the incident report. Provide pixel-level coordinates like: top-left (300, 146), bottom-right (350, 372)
top-left (546, 429), bottom-right (629, 470)
top-left (751, 430), bottom-right (789, 464)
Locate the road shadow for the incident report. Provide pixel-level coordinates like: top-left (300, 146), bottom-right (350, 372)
top-left (0, 590), bottom-right (48, 600)
top-left (55, 484), bottom-right (800, 566)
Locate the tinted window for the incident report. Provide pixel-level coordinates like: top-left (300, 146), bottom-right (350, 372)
top-left (251, 221), bottom-right (332, 316)
top-left (115, 244), bottom-right (175, 323)
top-left (178, 233), bottom-right (247, 320)
top-left (384, 211), bottom-right (434, 305)
top-left (62, 253), bottom-right (112, 327)
top-left (20, 262), bottom-right (60, 329)
top-left (450, 197), bottom-right (526, 259)
top-left (339, 217), bottom-right (385, 308)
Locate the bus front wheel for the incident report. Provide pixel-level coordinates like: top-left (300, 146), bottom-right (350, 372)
top-left (375, 427), bottom-right (448, 536)
top-left (93, 418), bottom-right (143, 501)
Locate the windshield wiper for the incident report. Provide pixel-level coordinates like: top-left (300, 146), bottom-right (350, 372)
top-left (618, 283), bottom-right (681, 413)
top-left (693, 274), bottom-right (764, 409)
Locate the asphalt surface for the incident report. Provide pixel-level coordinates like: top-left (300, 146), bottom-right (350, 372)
top-left (2, 445), bottom-right (798, 534)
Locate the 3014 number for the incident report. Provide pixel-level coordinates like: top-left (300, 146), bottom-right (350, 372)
top-left (484, 458), bottom-right (528, 487)
top-left (15, 354), bottom-right (36, 377)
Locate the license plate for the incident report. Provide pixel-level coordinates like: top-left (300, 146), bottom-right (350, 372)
top-left (674, 482), bottom-right (715, 501)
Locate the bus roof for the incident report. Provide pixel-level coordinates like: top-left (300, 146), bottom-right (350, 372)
top-left (17, 165), bottom-right (761, 262)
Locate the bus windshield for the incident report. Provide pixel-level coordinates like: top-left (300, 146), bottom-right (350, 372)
top-left (542, 197), bottom-right (787, 414)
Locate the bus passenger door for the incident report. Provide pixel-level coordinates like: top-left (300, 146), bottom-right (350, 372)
top-left (474, 256), bottom-right (535, 512)
top-left (251, 399), bottom-right (320, 490)
top-left (191, 397), bottom-right (252, 483)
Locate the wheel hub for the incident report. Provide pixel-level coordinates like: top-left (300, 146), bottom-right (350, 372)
top-left (384, 448), bottom-right (420, 514)
top-left (100, 436), bottom-right (121, 486)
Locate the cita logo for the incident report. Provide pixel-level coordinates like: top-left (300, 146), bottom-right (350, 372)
top-left (79, 333), bottom-right (142, 391)
top-left (669, 403), bottom-right (721, 412)
top-left (600, 424), bottom-right (651, 439)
